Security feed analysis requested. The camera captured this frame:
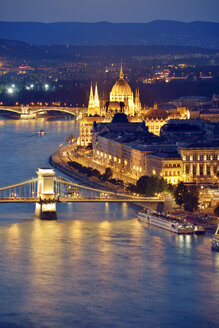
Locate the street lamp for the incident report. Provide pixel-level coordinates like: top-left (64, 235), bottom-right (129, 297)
top-left (7, 87), bottom-right (14, 94)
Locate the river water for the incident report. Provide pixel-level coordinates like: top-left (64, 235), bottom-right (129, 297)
top-left (0, 117), bottom-right (218, 328)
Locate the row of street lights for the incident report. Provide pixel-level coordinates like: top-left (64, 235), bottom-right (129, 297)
top-left (6, 83), bottom-right (51, 95)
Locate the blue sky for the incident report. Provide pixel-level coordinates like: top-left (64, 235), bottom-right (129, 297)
top-left (1, 0), bottom-right (219, 23)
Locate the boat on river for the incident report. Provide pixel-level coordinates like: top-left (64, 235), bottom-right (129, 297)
top-left (138, 209), bottom-right (194, 234)
top-left (212, 225), bottom-right (219, 252)
top-left (38, 129), bottom-right (45, 136)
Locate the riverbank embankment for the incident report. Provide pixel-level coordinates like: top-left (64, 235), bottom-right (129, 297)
top-left (50, 146), bottom-right (158, 211)
top-left (50, 145), bottom-right (127, 193)
top-left (50, 145), bottom-right (218, 232)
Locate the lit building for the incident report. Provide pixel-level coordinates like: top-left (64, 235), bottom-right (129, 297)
top-left (141, 103), bottom-right (169, 136)
top-left (140, 104), bottom-right (189, 136)
top-left (92, 112), bottom-right (175, 182)
top-left (146, 151), bottom-right (183, 185)
top-left (87, 83), bottom-right (101, 116)
top-left (108, 63), bottom-right (141, 116)
top-left (92, 113), bottom-right (151, 180)
top-left (87, 63), bottom-right (141, 118)
top-left (160, 118), bottom-right (214, 143)
top-left (78, 115), bottom-right (105, 146)
top-left (179, 143), bottom-right (219, 184)
top-left (91, 113), bottom-right (219, 185)
top-left (199, 109), bottom-right (219, 122)
top-left (79, 63), bottom-right (142, 146)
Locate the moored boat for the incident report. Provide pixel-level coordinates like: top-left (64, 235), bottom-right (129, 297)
top-left (193, 224), bottom-right (206, 234)
top-left (138, 209), bottom-right (194, 234)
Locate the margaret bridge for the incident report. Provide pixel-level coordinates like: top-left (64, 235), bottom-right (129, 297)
top-left (0, 105), bottom-right (85, 119)
top-left (0, 168), bottom-right (164, 220)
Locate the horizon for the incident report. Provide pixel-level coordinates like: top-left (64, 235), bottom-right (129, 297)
top-left (0, 19), bottom-right (219, 24)
top-left (1, 0), bottom-right (219, 23)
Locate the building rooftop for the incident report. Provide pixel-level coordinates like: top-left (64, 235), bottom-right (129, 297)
top-left (180, 141), bottom-right (219, 149)
top-left (111, 113), bottom-right (130, 124)
top-left (149, 151), bottom-right (181, 159)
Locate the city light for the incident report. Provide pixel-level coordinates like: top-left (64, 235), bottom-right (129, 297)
top-left (26, 84), bottom-right (34, 90)
top-left (7, 87), bottom-right (14, 94)
top-left (44, 84), bottom-right (49, 91)
top-left (7, 84), bottom-right (17, 95)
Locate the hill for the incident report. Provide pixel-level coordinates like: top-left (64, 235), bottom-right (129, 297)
top-left (0, 21), bottom-right (219, 48)
top-left (0, 39), bottom-right (217, 63)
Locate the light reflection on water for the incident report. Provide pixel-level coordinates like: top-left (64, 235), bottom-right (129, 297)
top-left (0, 118), bottom-right (218, 327)
top-left (0, 219), bottom-right (218, 328)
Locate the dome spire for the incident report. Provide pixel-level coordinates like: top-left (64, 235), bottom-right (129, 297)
top-left (119, 61), bottom-right (124, 79)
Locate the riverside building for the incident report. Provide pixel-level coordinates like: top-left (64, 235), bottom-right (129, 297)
top-left (78, 63), bottom-right (189, 145)
top-left (92, 113), bottom-right (219, 185)
top-left (78, 63), bottom-right (142, 146)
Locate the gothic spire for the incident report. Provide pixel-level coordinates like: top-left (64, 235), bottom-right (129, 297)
top-left (89, 82), bottom-right (93, 100)
top-left (119, 61), bottom-right (124, 79)
top-left (94, 82), bottom-right (98, 99)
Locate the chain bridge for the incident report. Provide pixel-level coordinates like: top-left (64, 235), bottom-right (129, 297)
top-left (0, 168), bottom-right (164, 220)
top-left (0, 106), bottom-right (85, 119)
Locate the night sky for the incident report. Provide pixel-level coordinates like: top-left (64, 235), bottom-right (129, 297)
top-left (1, 0), bottom-right (219, 23)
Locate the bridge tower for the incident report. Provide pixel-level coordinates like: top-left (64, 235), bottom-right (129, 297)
top-left (35, 168), bottom-right (57, 220)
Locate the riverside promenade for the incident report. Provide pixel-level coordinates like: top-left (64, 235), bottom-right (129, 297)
top-left (50, 145), bottom-right (164, 211)
top-left (50, 145), bottom-right (126, 193)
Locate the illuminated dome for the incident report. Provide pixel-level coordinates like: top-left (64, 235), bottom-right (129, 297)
top-left (110, 63), bottom-right (133, 99)
top-left (111, 79), bottom-right (133, 98)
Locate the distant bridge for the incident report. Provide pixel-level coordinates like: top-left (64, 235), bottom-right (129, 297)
top-left (0, 168), bottom-right (164, 219)
top-left (0, 106), bottom-right (85, 119)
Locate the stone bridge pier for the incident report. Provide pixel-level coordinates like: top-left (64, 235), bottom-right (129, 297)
top-left (35, 168), bottom-right (57, 220)
top-left (20, 106), bottom-right (36, 119)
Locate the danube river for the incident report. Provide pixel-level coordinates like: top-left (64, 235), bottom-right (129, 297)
top-left (0, 117), bottom-right (218, 328)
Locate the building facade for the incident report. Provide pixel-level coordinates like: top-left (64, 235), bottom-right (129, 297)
top-left (91, 114), bottom-right (219, 185)
top-left (179, 144), bottom-right (219, 184)
top-left (87, 83), bottom-right (101, 116)
top-left (146, 152), bottom-right (183, 185)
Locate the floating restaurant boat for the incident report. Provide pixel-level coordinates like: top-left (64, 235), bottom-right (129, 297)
top-left (138, 209), bottom-right (194, 234)
top-left (212, 225), bottom-right (219, 252)
top-left (38, 129), bottom-right (45, 136)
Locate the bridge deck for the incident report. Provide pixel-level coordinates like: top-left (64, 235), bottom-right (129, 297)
top-left (59, 197), bottom-right (163, 202)
top-left (0, 197), bottom-right (163, 203)
top-left (0, 197), bottom-right (40, 203)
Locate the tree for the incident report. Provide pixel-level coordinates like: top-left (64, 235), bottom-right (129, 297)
top-left (214, 203), bottom-right (219, 217)
top-left (174, 182), bottom-right (199, 212)
top-left (101, 167), bottom-right (113, 182)
top-left (174, 182), bottom-right (188, 208)
top-left (165, 183), bottom-right (175, 195)
top-left (136, 175), bottom-right (165, 196)
top-left (183, 186), bottom-right (199, 212)
top-left (105, 167), bottom-right (113, 180)
top-left (126, 183), bottom-right (137, 193)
